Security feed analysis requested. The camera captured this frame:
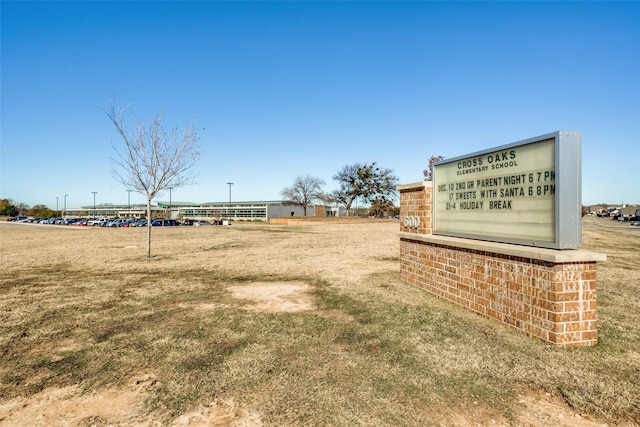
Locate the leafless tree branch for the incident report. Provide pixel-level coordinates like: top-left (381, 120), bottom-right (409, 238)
top-left (105, 100), bottom-right (201, 257)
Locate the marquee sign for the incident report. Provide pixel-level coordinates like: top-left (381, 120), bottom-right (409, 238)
top-left (432, 131), bottom-right (582, 249)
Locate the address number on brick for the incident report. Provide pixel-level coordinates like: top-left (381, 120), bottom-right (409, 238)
top-left (403, 216), bottom-right (420, 229)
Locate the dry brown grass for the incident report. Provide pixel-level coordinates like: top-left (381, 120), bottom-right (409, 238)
top-left (0, 218), bottom-right (638, 426)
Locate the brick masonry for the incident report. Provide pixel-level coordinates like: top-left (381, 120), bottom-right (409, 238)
top-left (398, 181), bottom-right (603, 347)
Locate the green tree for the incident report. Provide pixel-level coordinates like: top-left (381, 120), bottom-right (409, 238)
top-left (331, 162), bottom-right (398, 215)
top-left (368, 198), bottom-right (396, 218)
top-left (0, 199), bottom-right (17, 216)
top-left (28, 204), bottom-right (50, 217)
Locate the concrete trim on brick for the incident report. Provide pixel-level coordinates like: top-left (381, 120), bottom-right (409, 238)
top-left (397, 181), bottom-right (430, 191)
top-left (399, 232), bottom-right (606, 264)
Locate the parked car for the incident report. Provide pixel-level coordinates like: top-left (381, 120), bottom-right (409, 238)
top-left (88, 218), bottom-right (108, 226)
top-left (193, 220), bottom-right (212, 226)
top-left (151, 219), bottom-right (176, 226)
top-left (107, 219), bottom-right (128, 227)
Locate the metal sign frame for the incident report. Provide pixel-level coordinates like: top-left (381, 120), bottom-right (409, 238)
top-left (432, 131), bottom-right (582, 249)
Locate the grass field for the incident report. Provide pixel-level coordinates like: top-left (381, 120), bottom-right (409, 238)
top-left (0, 218), bottom-right (638, 426)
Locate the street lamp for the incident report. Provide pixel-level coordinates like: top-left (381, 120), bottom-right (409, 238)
top-left (56, 197), bottom-right (59, 214)
top-left (63, 194), bottom-right (68, 219)
top-left (127, 190), bottom-right (132, 216)
top-left (92, 191), bottom-right (97, 217)
top-left (168, 187), bottom-right (173, 220)
top-left (227, 182), bottom-right (234, 220)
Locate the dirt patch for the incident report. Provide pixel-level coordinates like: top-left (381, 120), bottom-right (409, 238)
top-left (226, 281), bottom-right (315, 313)
top-left (0, 375), bottom-right (156, 426)
top-left (171, 398), bottom-right (262, 427)
top-left (0, 384), bottom-right (612, 427)
top-left (0, 376), bottom-right (263, 427)
top-left (515, 388), bottom-right (610, 427)
top-left (225, 281), bottom-right (355, 322)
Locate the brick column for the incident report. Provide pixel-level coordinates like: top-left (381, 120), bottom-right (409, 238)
top-left (398, 181), bottom-right (432, 235)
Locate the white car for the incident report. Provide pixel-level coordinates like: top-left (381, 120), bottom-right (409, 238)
top-left (88, 218), bottom-right (108, 226)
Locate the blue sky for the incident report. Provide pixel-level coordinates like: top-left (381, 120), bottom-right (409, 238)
top-left (1, 1), bottom-right (639, 209)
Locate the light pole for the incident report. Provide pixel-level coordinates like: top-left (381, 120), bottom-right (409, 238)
top-left (56, 197), bottom-right (59, 215)
top-left (168, 187), bottom-right (173, 220)
top-left (227, 182), bottom-right (234, 220)
top-left (64, 194), bottom-right (68, 219)
top-left (127, 190), bottom-right (132, 217)
top-left (92, 191), bottom-right (97, 217)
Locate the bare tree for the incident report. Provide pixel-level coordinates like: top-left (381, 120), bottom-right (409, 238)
top-left (105, 101), bottom-right (201, 257)
top-left (13, 202), bottom-right (30, 217)
top-left (280, 175), bottom-right (326, 216)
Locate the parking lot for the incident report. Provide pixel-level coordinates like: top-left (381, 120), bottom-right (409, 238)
top-left (5, 217), bottom-right (227, 227)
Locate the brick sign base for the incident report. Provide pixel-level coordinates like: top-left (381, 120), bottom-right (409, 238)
top-left (398, 181), bottom-right (606, 348)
